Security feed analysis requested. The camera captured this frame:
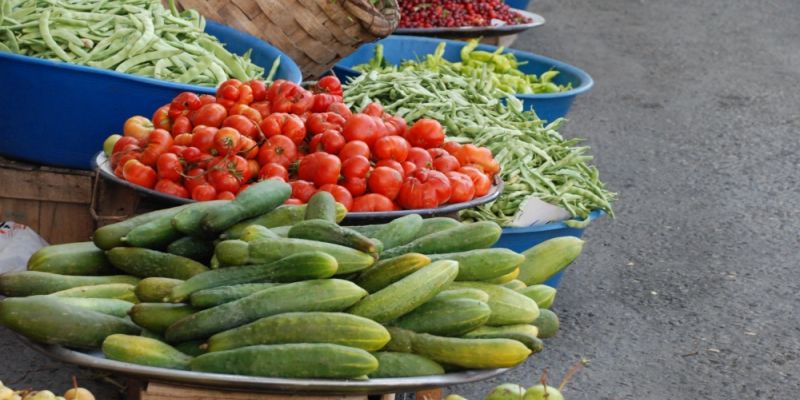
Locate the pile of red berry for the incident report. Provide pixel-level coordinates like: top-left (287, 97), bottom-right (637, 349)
top-left (399, 0), bottom-right (531, 29)
top-left (107, 76), bottom-right (500, 212)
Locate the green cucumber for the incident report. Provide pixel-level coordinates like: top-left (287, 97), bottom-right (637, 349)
top-left (347, 260), bottom-right (458, 323)
top-left (165, 279), bottom-right (367, 343)
top-left (190, 343), bottom-right (378, 379)
top-left (394, 298), bottom-right (491, 336)
top-left (0, 296), bottom-right (139, 348)
top-left (50, 283), bottom-right (138, 303)
top-left (288, 220), bottom-right (377, 255)
top-left (381, 221), bottom-right (502, 258)
top-left (168, 252), bottom-right (338, 302)
top-left (448, 282), bottom-right (539, 326)
top-left (93, 205), bottom-right (189, 250)
top-left (174, 340), bottom-right (207, 357)
top-left (240, 225), bottom-right (279, 242)
top-left (47, 296), bottom-right (134, 318)
top-left (27, 242), bottom-right (115, 275)
top-left (166, 237), bottom-right (215, 263)
top-left (532, 309), bottom-right (560, 338)
top-left (0, 271), bottom-right (139, 297)
top-left (103, 334), bottom-right (192, 370)
top-left (201, 180), bottom-right (291, 234)
top-left (106, 248), bottom-right (209, 280)
top-left (207, 312), bottom-right (390, 352)
top-left (463, 325), bottom-right (543, 352)
top-left (270, 225), bottom-right (291, 237)
top-left (189, 283), bottom-right (278, 309)
top-left (129, 303), bottom-right (198, 334)
top-left (516, 285), bottom-right (556, 309)
top-left (384, 326), bottom-right (415, 353)
top-left (122, 203), bottom-right (196, 249)
top-left (502, 279), bottom-right (527, 291)
top-left (482, 268), bottom-right (519, 284)
top-left (417, 217), bottom-right (461, 237)
top-left (407, 329), bottom-right (532, 369)
top-left (427, 249), bottom-right (524, 281)
top-left (171, 200), bottom-right (228, 237)
top-left (518, 237), bottom-right (584, 285)
top-left (135, 278), bottom-right (184, 303)
top-left (369, 352), bottom-right (445, 378)
top-left (432, 288), bottom-right (489, 303)
top-left (354, 253), bottom-right (431, 293)
top-left (346, 223), bottom-right (385, 238)
top-left (223, 204), bottom-right (347, 240)
top-left (372, 214), bottom-right (423, 251)
top-left (216, 238), bottom-right (375, 275)
top-left (304, 191), bottom-right (337, 222)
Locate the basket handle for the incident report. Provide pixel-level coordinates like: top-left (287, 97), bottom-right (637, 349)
top-left (343, 0), bottom-right (400, 37)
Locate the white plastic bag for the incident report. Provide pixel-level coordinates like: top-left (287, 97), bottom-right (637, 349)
top-left (0, 221), bottom-right (48, 273)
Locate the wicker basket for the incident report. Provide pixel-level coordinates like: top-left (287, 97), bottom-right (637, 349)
top-left (174, 0), bottom-right (399, 79)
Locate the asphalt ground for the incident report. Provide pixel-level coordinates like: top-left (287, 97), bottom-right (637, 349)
top-left (2, 0), bottom-right (799, 398)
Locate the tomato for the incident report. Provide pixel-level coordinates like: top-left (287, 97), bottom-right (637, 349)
top-left (384, 115), bottom-right (407, 137)
top-left (141, 129), bottom-right (174, 166)
top-left (401, 161), bottom-right (417, 177)
top-left (374, 135), bottom-right (410, 162)
top-left (443, 141), bottom-right (462, 155)
top-left (122, 159), bottom-right (157, 188)
top-left (317, 75), bottom-right (343, 96)
top-left (156, 152), bottom-right (183, 182)
top-left (209, 171), bottom-right (241, 193)
top-left (237, 184), bottom-right (251, 194)
top-left (190, 126), bottom-right (217, 153)
top-left (315, 130), bottom-right (345, 154)
top-left (284, 198), bottom-right (303, 205)
top-left (199, 95), bottom-right (216, 106)
top-left (290, 180), bottom-right (317, 203)
top-left (368, 166), bottom-right (403, 200)
top-left (155, 179), bottom-right (189, 198)
top-left (370, 116), bottom-right (390, 143)
top-left (405, 118), bottom-right (445, 149)
top-left (260, 113), bottom-right (306, 144)
top-left (123, 116), bottom-right (154, 141)
top-left (351, 194), bottom-right (395, 212)
top-left (251, 101), bottom-right (271, 119)
top-left (452, 144), bottom-right (500, 176)
top-left (342, 155), bottom-right (371, 179)
top-left (223, 115), bottom-right (258, 139)
top-left (247, 159), bottom-right (260, 182)
top-left (184, 167), bottom-right (208, 193)
top-left (181, 147), bottom-right (203, 164)
top-left (111, 144), bottom-right (141, 169)
top-left (152, 105), bottom-right (172, 131)
top-left (459, 166), bottom-right (492, 197)
top-left (112, 136), bottom-right (140, 154)
top-left (236, 136), bottom-right (258, 159)
top-left (376, 159), bottom-right (404, 176)
top-left (432, 154), bottom-right (461, 173)
top-left (258, 135), bottom-right (297, 167)
top-left (342, 176), bottom-right (367, 197)
top-left (218, 79), bottom-right (243, 101)
top-left (192, 103), bottom-right (228, 128)
top-left (268, 81), bottom-right (313, 114)
top-left (338, 140), bottom-right (370, 160)
top-left (192, 184), bottom-right (217, 201)
top-left (218, 155), bottom-right (251, 183)
top-left (362, 102), bottom-right (384, 117)
top-left (446, 171), bottom-right (475, 203)
top-left (248, 80), bottom-right (267, 102)
top-left (169, 92), bottom-right (201, 119)
top-left (213, 127), bottom-right (241, 155)
top-left (237, 84), bottom-right (254, 105)
top-left (397, 169), bottom-right (451, 209)
top-left (318, 184), bottom-right (354, 210)
top-left (228, 103), bottom-right (262, 123)
top-left (298, 152), bottom-right (341, 186)
top-left (342, 114), bottom-right (379, 146)
top-left (327, 102), bottom-right (352, 119)
top-left (174, 133), bottom-right (193, 146)
top-left (217, 191), bottom-right (236, 200)
top-left (170, 116), bottom-right (192, 137)
top-left (258, 163), bottom-right (289, 182)
top-left (311, 93), bottom-right (342, 113)
top-left (406, 147), bottom-right (433, 170)
top-left (307, 112), bottom-right (346, 135)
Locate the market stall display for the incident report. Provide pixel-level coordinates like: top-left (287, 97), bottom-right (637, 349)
top-left (399, 0), bottom-right (531, 29)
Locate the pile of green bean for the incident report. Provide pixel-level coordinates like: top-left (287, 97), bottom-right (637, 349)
top-left (344, 66), bottom-right (615, 225)
top-left (0, 0), bottom-right (275, 86)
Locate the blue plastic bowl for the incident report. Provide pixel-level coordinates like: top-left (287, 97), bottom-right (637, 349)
top-left (332, 35), bottom-right (593, 123)
top-left (493, 210), bottom-right (604, 288)
top-left (0, 20), bottom-right (302, 170)
top-left (505, 0), bottom-right (533, 10)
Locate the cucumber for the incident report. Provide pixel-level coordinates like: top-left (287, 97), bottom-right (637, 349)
top-left (427, 249), bottom-right (524, 281)
top-left (171, 200), bottom-right (229, 237)
top-left (189, 283), bottom-right (278, 309)
top-left (304, 191), bottom-right (337, 222)
top-left (190, 343), bottom-right (378, 379)
top-left (0, 296), bottom-right (139, 348)
top-left (381, 221), bottom-right (502, 258)
top-left (416, 217), bottom-right (461, 237)
top-left (432, 288), bottom-right (490, 303)
top-left (135, 278), bottom-right (183, 303)
top-left (207, 312), bottom-right (390, 352)
top-left (483, 268), bottom-right (520, 284)
top-left (448, 282), bottom-right (539, 326)
top-left (0, 271), bottom-right (139, 297)
top-left (346, 223), bottom-right (384, 238)
top-left (532, 309), bottom-right (560, 338)
top-left (288, 220), bottom-right (377, 255)
top-left (372, 214), bottom-right (423, 251)
top-left (103, 334), bottom-right (192, 370)
top-left (407, 329), bottom-right (532, 369)
top-left (240, 225), bottom-right (279, 242)
top-left (129, 303), bottom-right (198, 334)
top-left (174, 340), bottom-right (207, 357)
top-left (166, 237), bottom-right (215, 263)
top-left (201, 180), bottom-right (291, 234)
top-left (47, 296), bottom-right (133, 318)
top-left (394, 298), bottom-right (491, 336)
top-left (168, 252), bottom-right (338, 302)
top-left (354, 253), bottom-right (431, 293)
top-left (121, 203), bottom-right (196, 249)
top-left (516, 285), bottom-right (556, 309)
top-left (463, 325), bottom-right (543, 352)
top-left (270, 225), bottom-right (291, 237)
top-left (384, 326), bottom-right (415, 353)
top-left (51, 283), bottom-right (138, 303)
top-left (27, 242), bottom-right (115, 275)
top-left (106, 248), bottom-right (209, 280)
top-left (217, 238), bottom-right (375, 275)
top-left (369, 352), bottom-right (445, 378)
top-left (347, 260), bottom-right (458, 323)
top-left (93, 205), bottom-right (189, 250)
top-left (165, 279), bottom-right (367, 343)
top-left (502, 279), bottom-right (527, 291)
top-left (518, 237), bottom-right (584, 285)
top-left (223, 204), bottom-right (348, 239)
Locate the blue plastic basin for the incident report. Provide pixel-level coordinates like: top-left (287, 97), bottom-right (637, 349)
top-left (492, 210), bottom-right (604, 288)
top-left (0, 20), bottom-right (302, 170)
top-left (505, 0), bottom-right (533, 10)
top-left (332, 35), bottom-right (592, 123)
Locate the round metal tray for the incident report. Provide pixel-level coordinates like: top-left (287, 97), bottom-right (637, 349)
top-left (18, 335), bottom-right (510, 394)
top-left (395, 10), bottom-right (545, 38)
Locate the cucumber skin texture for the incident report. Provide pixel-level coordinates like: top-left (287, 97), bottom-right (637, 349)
top-left (165, 279), bottom-right (368, 343)
top-left (369, 352), bottom-right (445, 378)
top-left (304, 192), bottom-right (337, 222)
top-left (189, 283), bottom-right (278, 309)
top-left (106, 248), bottom-right (209, 280)
top-left (0, 271), bottom-right (139, 297)
top-left (207, 312), bottom-right (390, 352)
top-left (223, 204), bottom-right (348, 239)
top-left (373, 214), bottom-right (423, 251)
top-left (171, 200), bottom-right (229, 237)
top-left (384, 327), bottom-right (415, 353)
top-left (94, 206), bottom-right (188, 250)
top-left (532, 309), bottom-right (560, 338)
top-left (288, 220), bottom-right (377, 255)
top-left (219, 238), bottom-right (375, 275)
top-left (516, 285), bottom-right (556, 309)
top-left (201, 180), bottom-right (291, 234)
top-left (27, 241), bottom-right (115, 275)
top-left (0, 296), bottom-right (139, 348)
top-left (483, 268), bottom-right (520, 284)
top-left (174, 340), bottom-right (208, 357)
top-left (433, 289), bottom-right (490, 303)
top-left (135, 278), bottom-right (184, 303)
top-left (381, 221), bottom-right (502, 258)
top-left (407, 329), bottom-right (532, 369)
top-left (518, 237), bottom-right (584, 285)
top-left (166, 237), bottom-right (215, 263)
top-left (191, 343), bottom-right (378, 379)
top-left (416, 217), bottom-right (461, 237)
top-left (427, 249), bottom-right (524, 281)
top-left (103, 334), bottom-right (192, 370)
top-left (50, 283), bottom-right (139, 303)
top-left (354, 253), bottom-right (431, 293)
top-left (347, 260), bottom-right (458, 323)
top-left (463, 324), bottom-right (543, 352)
top-left (502, 280), bottom-right (527, 291)
top-left (129, 303), bottom-right (198, 334)
top-left (448, 282), bottom-right (540, 326)
top-left (122, 203), bottom-right (194, 249)
top-left (49, 297), bottom-right (134, 318)
top-left (169, 251), bottom-right (338, 302)
top-left (347, 224), bottom-right (384, 238)
top-left (393, 298), bottom-right (491, 337)
top-left (240, 225), bottom-right (279, 242)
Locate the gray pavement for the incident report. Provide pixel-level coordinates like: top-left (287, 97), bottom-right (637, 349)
top-left (2, 0), bottom-right (799, 398)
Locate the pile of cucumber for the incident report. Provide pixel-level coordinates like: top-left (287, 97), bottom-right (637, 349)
top-left (0, 179), bottom-right (582, 380)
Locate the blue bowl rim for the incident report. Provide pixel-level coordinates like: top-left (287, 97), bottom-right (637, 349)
top-left (501, 209), bottom-right (605, 233)
top-left (333, 35), bottom-right (594, 99)
top-left (0, 20), bottom-right (302, 91)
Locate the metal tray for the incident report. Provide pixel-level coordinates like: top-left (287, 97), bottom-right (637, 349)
top-left (395, 10), bottom-right (545, 38)
top-left (18, 335), bottom-right (510, 394)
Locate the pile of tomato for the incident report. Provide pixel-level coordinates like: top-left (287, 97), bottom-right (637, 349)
top-left (106, 76), bottom-right (500, 211)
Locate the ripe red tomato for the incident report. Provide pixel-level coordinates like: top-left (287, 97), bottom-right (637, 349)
top-left (374, 135), bottom-right (410, 162)
top-left (223, 115), bottom-right (258, 139)
top-left (122, 159), bottom-right (157, 189)
top-left (228, 103), bottom-right (262, 124)
top-left (343, 114), bottom-right (379, 146)
top-left (237, 136), bottom-right (259, 159)
top-left (327, 102), bottom-right (352, 119)
top-left (309, 130), bottom-right (346, 154)
top-left (317, 75), bottom-right (343, 96)
top-left (401, 161), bottom-right (417, 177)
top-left (168, 145), bottom-right (186, 155)
top-left (191, 126), bottom-right (217, 153)
top-left (251, 101), bottom-right (271, 119)
top-left (214, 127), bottom-right (241, 155)
top-left (376, 159), bottom-right (404, 176)
top-left (339, 140), bottom-right (370, 161)
top-left (405, 118), bottom-right (445, 149)
top-left (209, 171), bottom-right (241, 194)
top-left (384, 115), bottom-right (407, 137)
top-left (112, 136), bottom-right (140, 154)
top-left (452, 144), bottom-right (500, 176)
top-left (362, 102), bottom-right (384, 117)
top-left (258, 163), bottom-right (289, 182)
top-left (432, 153), bottom-right (461, 173)
top-left (111, 144), bottom-right (141, 170)
top-left (406, 147), bottom-right (433, 170)
top-left (192, 184), bottom-right (217, 201)
top-left (311, 93), bottom-right (342, 113)
top-left (171, 115), bottom-right (192, 137)
top-left (298, 152), bottom-right (341, 186)
top-left (155, 179), bottom-right (189, 198)
top-left (181, 147), bottom-right (203, 164)
top-left (268, 81), bottom-right (313, 114)
top-left (237, 184), bottom-right (251, 194)
top-left (397, 169), bottom-right (452, 209)
top-left (174, 133), bottom-right (193, 146)
top-left (318, 184), bottom-right (354, 210)
top-left (446, 171), bottom-right (475, 203)
top-left (371, 116), bottom-right (390, 143)
top-left (152, 105), bottom-right (172, 131)
top-left (237, 84), bottom-right (254, 105)
top-left (140, 129), bottom-right (174, 166)
top-left (248, 80), bottom-right (267, 102)
top-left (217, 191), bottom-right (236, 200)
top-left (342, 155), bottom-right (371, 179)
top-left (192, 103), bottom-right (228, 128)
top-left (156, 153), bottom-right (183, 182)
top-left (184, 168), bottom-right (208, 193)
top-left (368, 166), bottom-right (403, 200)
top-left (217, 79), bottom-right (243, 101)
top-left (123, 116), bottom-right (154, 141)
top-left (169, 92), bottom-right (201, 119)
top-left (351, 194), bottom-right (395, 212)
top-left (443, 141), bottom-right (462, 155)
top-left (260, 113), bottom-right (306, 144)
top-left (290, 180), bottom-right (317, 203)
top-left (258, 135), bottom-right (297, 168)
top-left (459, 166), bottom-right (492, 197)
top-left (307, 112), bottom-right (347, 135)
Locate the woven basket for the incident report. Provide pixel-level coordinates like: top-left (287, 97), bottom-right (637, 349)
top-left (173, 0), bottom-right (399, 79)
